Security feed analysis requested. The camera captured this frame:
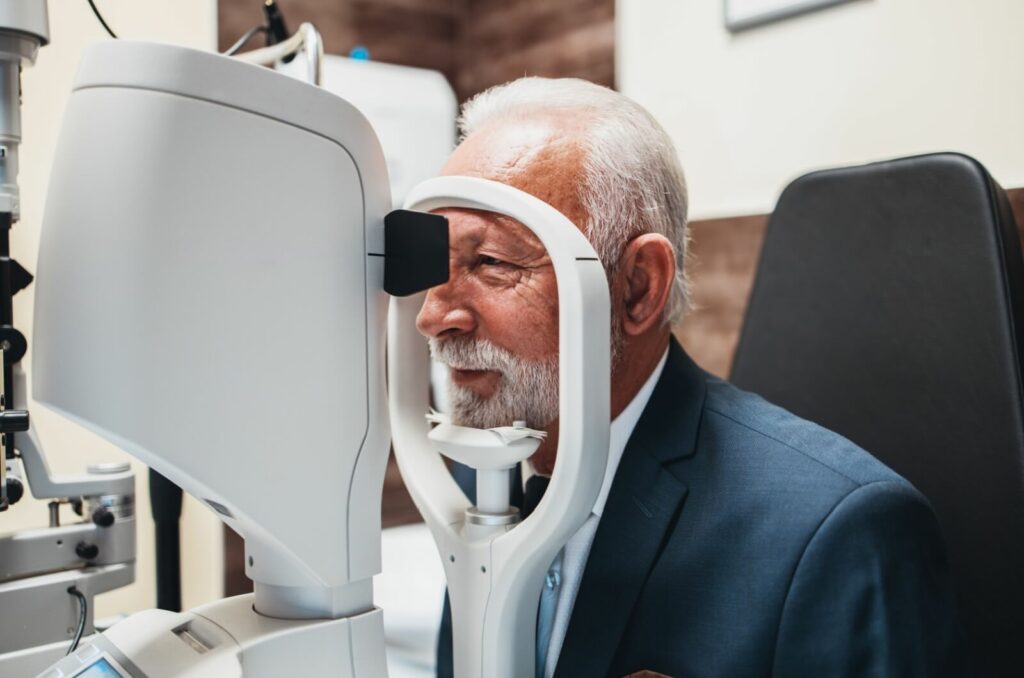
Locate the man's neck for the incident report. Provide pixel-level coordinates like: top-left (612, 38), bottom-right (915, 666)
top-left (610, 329), bottom-right (672, 421)
top-left (529, 328), bottom-right (671, 475)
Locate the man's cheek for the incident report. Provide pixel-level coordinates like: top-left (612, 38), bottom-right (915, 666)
top-left (510, 276), bottom-right (560, 316)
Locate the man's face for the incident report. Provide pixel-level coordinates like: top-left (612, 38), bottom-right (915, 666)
top-left (416, 115), bottom-right (591, 429)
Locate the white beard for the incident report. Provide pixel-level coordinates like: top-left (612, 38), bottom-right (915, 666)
top-left (428, 323), bottom-right (624, 430)
top-left (429, 336), bottom-right (559, 429)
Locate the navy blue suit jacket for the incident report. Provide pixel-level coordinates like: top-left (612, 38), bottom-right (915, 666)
top-left (438, 339), bottom-right (963, 677)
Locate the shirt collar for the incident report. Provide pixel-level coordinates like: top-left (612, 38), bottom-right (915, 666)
top-left (593, 347), bottom-right (669, 517)
top-left (525, 346), bottom-right (670, 518)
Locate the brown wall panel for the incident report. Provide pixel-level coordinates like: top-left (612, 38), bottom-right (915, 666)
top-left (219, 0), bottom-right (459, 84)
top-left (347, 1), bottom-right (459, 79)
top-left (218, 0), bottom-right (613, 103)
top-left (456, 21), bottom-right (614, 102)
top-left (455, 0), bottom-right (614, 100)
top-left (1010, 187), bottom-right (1024, 244)
top-left (673, 215), bottom-right (768, 379)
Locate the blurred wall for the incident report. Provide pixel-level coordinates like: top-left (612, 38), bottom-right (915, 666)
top-left (218, 0), bottom-right (614, 102)
top-left (14, 0), bottom-right (221, 621)
top-left (618, 0), bottom-right (1024, 220)
top-left (220, 0), bottom-right (459, 88)
top-left (618, 0), bottom-right (1024, 376)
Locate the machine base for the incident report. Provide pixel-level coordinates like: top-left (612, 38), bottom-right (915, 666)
top-left (34, 593), bottom-right (387, 677)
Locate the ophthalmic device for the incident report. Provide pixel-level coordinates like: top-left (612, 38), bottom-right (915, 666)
top-left (29, 26), bottom-right (610, 678)
top-left (0, 3), bottom-right (137, 675)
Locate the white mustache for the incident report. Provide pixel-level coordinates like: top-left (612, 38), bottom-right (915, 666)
top-left (428, 337), bottom-right (525, 373)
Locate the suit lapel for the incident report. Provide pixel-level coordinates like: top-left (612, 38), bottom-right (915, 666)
top-left (554, 340), bottom-right (707, 677)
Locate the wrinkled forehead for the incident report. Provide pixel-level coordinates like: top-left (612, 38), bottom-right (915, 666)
top-left (431, 207), bottom-right (544, 256)
top-left (439, 114), bottom-right (590, 234)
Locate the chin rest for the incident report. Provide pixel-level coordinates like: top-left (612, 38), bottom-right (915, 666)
top-left (731, 153), bottom-right (1024, 676)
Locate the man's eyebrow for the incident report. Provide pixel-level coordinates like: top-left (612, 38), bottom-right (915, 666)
top-left (476, 237), bottom-right (546, 264)
top-left (482, 217), bottom-right (545, 254)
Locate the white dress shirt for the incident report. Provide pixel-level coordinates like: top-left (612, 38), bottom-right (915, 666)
top-left (529, 347), bottom-right (670, 678)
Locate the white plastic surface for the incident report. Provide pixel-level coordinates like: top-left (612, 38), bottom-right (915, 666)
top-left (426, 421), bottom-right (545, 515)
top-left (37, 595), bottom-right (386, 678)
top-left (32, 41), bottom-right (392, 618)
top-left (374, 523), bottom-right (446, 678)
top-left (389, 176), bottom-right (610, 678)
top-left (426, 423), bottom-right (543, 470)
top-left (278, 55), bottom-right (457, 207)
top-left (0, 0), bottom-right (49, 46)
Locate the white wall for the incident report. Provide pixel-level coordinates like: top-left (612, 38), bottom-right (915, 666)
top-left (618, 0), bottom-right (1024, 219)
top-left (11, 0), bottom-right (220, 620)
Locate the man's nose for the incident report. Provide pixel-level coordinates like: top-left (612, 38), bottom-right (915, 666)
top-left (415, 280), bottom-right (476, 339)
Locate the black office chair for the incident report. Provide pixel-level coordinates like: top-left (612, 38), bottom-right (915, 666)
top-left (730, 153), bottom-right (1024, 677)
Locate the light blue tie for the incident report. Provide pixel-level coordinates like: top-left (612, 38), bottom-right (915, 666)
top-left (536, 550), bottom-right (564, 678)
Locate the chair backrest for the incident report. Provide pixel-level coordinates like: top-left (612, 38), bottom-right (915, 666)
top-left (731, 153), bottom-right (1024, 676)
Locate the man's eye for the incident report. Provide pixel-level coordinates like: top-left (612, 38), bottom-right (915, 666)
top-left (479, 255), bottom-right (507, 267)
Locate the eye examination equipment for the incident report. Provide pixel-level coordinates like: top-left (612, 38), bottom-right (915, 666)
top-left (277, 53), bottom-right (458, 209)
top-left (0, 2), bottom-right (137, 675)
top-left (389, 176), bottom-right (611, 678)
top-left (28, 31), bottom-right (397, 677)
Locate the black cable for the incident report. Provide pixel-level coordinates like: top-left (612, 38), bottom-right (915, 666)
top-left (224, 25), bottom-right (268, 56)
top-left (65, 586), bottom-right (88, 655)
top-left (86, 0), bottom-right (118, 39)
top-left (263, 0), bottom-right (289, 46)
top-left (263, 0), bottom-right (296, 64)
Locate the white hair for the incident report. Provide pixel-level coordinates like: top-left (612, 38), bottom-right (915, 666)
top-left (459, 77), bottom-right (691, 324)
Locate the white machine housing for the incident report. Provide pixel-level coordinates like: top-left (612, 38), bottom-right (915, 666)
top-left (389, 176), bottom-right (611, 678)
top-left (279, 54), bottom-right (457, 207)
top-left (32, 40), bottom-right (391, 624)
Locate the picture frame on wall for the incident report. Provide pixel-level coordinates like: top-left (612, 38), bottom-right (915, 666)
top-left (725, 0), bottom-right (860, 32)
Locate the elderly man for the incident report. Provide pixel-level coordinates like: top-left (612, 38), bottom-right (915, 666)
top-left (420, 78), bottom-right (962, 677)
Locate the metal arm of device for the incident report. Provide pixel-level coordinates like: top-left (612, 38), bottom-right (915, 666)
top-left (0, 462), bottom-right (134, 580)
top-left (233, 21), bottom-right (323, 86)
top-left (0, 0), bottom-right (48, 512)
top-left (1, 563), bottom-right (135, 675)
top-left (2, 368), bottom-right (136, 675)
top-left (389, 176), bottom-right (611, 678)
top-left (12, 366), bottom-right (133, 499)
top-left (0, 467), bottom-right (136, 668)
top-left (0, 0), bottom-right (48, 219)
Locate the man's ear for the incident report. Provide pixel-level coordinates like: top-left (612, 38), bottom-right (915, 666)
top-left (616, 233), bottom-right (676, 336)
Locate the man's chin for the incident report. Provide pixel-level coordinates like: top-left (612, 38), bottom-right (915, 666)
top-left (448, 387), bottom-right (506, 429)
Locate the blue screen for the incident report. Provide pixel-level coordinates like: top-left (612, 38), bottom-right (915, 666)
top-left (76, 657), bottom-right (124, 677)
